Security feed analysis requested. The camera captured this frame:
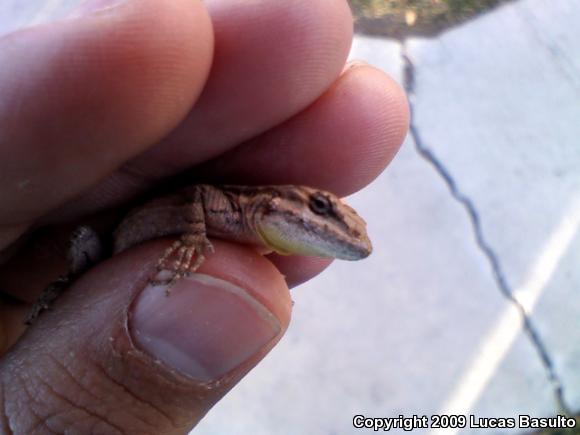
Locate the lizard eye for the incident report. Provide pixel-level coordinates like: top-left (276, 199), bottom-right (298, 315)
top-left (309, 193), bottom-right (332, 215)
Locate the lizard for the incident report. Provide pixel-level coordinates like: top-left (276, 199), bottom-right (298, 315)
top-left (25, 184), bottom-right (372, 323)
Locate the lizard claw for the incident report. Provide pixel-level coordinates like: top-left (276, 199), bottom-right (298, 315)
top-left (153, 233), bottom-right (213, 291)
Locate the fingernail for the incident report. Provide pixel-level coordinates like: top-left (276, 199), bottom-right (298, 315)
top-left (130, 274), bottom-right (282, 382)
top-left (69, 0), bottom-right (127, 17)
top-left (343, 59), bottom-right (369, 72)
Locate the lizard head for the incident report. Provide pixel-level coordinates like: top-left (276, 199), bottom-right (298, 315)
top-left (255, 186), bottom-right (372, 260)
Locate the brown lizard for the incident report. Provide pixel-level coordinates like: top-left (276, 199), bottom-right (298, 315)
top-left (26, 184), bottom-right (372, 323)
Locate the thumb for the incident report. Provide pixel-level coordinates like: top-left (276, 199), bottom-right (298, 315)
top-left (1, 240), bottom-right (291, 433)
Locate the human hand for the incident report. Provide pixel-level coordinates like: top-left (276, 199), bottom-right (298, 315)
top-left (0, 0), bottom-right (408, 433)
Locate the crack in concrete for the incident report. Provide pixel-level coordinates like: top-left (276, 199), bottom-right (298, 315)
top-left (400, 43), bottom-right (569, 413)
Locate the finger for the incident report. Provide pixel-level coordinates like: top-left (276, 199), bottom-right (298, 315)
top-left (199, 63), bottom-right (410, 196)
top-left (128, 0), bottom-right (354, 176)
top-left (49, 63), bottom-right (406, 244)
top-left (51, 0), bottom-right (354, 220)
top-left (2, 240), bottom-right (291, 432)
top-left (0, 0), bottom-right (213, 240)
top-left (268, 254), bottom-right (333, 288)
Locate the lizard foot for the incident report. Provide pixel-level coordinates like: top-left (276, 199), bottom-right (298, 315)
top-left (153, 233), bottom-right (214, 293)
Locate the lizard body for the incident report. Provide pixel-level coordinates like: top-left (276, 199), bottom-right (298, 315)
top-left (114, 184), bottom-right (372, 260)
top-left (26, 184), bottom-right (372, 323)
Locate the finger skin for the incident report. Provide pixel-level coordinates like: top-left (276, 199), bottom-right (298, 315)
top-left (0, 240), bottom-right (291, 433)
top-left (50, 63), bottom-right (409, 227)
top-left (128, 0), bottom-right (355, 176)
top-left (0, 0), bottom-right (213, 230)
top-left (50, 0), bottom-right (356, 218)
top-left (199, 64), bottom-right (410, 195)
top-left (268, 254), bottom-right (333, 288)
